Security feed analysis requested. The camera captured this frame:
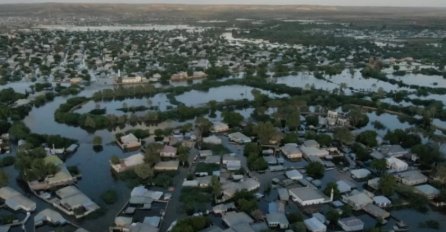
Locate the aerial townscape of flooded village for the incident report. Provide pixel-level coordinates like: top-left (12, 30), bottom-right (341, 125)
top-left (0, 3), bottom-right (446, 232)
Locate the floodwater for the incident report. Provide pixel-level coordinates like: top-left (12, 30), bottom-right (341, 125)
top-left (35, 24), bottom-right (205, 32)
top-left (175, 85), bottom-right (288, 106)
top-left (3, 67), bottom-right (446, 231)
top-left (75, 93), bottom-right (173, 116)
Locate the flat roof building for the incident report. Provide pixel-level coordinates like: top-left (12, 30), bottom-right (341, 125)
top-left (289, 187), bottom-right (329, 206)
top-left (415, 184), bottom-right (440, 199)
top-left (338, 216), bottom-right (364, 232)
top-left (304, 217), bottom-right (327, 232)
top-left (285, 169), bottom-right (303, 180)
top-left (395, 170), bottom-right (428, 186)
top-left (281, 143), bottom-right (302, 159)
top-left (0, 187), bottom-right (36, 212)
top-left (228, 132), bottom-right (251, 144)
top-left (266, 212), bottom-right (289, 229)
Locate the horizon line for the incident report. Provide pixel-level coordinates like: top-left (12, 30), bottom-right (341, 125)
top-left (0, 2), bottom-right (446, 9)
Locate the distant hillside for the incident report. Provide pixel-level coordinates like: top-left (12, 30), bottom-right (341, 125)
top-left (1, 3), bottom-right (446, 26)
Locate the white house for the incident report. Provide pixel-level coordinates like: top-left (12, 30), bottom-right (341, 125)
top-left (266, 212), bottom-right (289, 229)
top-left (111, 153), bottom-right (145, 173)
top-left (373, 196), bottom-right (392, 208)
top-left (350, 169), bottom-right (371, 179)
top-left (0, 187), bottom-right (36, 212)
top-left (415, 184), bottom-right (440, 199)
top-left (212, 122), bottom-right (229, 133)
top-left (203, 135), bottom-right (222, 145)
top-left (300, 146), bottom-right (329, 158)
top-left (160, 145), bottom-right (177, 158)
top-left (338, 217), bottom-right (364, 232)
top-left (281, 143), bottom-right (302, 159)
top-left (395, 170), bottom-right (427, 186)
top-left (121, 75), bottom-right (143, 84)
top-left (285, 169), bottom-right (303, 180)
top-left (288, 187), bottom-right (329, 206)
top-left (118, 133), bottom-right (141, 150)
top-left (228, 132), bottom-right (251, 144)
top-left (304, 217), bottom-right (326, 232)
top-left (386, 157), bottom-right (408, 172)
top-left (343, 190), bottom-right (373, 210)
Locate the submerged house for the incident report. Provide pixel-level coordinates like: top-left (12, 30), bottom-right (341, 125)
top-left (111, 153), bottom-right (145, 173)
top-left (117, 133), bottom-right (141, 150)
top-left (0, 187), bottom-right (36, 212)
top-left (54, 186), bottom-right (100, 218)
top-left (29, 155), bottom-right (77, 190)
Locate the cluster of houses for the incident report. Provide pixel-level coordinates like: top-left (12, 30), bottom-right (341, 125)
top-left (170, 71), bottom-right (208, 81)
top-left (112, 186), bottom-right (169, 232)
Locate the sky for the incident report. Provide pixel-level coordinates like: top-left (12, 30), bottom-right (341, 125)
top-left (0, 0), bottom-right (445, 7)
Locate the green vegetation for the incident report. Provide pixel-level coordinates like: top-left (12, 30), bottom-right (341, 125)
top-left (222, 111), bottom-right (244, 127)
top-left (180, 187), bottom-right (212, 215)
top-left (323, 182), bottom-right (341, 200)
top-left (384, 129), bottom-right (421, 148)
top-left (233, 190), bottom-right (259, 213)
top-left (333, 127), bottom-right (354, 145)
top-left (0, 170), bottom-right (8, 187)
top-left (101, 189), bottom-right (118, 205)
top-left (244, 142), bottom-right (267, 171)
top-left (15, 147), bottom-right (59, 181)
top-left (419, 220), bottom-right (440, 230)
top-left (306, 162), bottom-right (325, 179)
top-left (378, 174), bottom-right (397, 196)
top-left (356, 130), bottom-right (378, 147)
top-left (171, 216), bottom-right (210, 232)
top-left (0, 156), bottom-right (15, 167)
top-left (195, 163), bottom-right (220, 175)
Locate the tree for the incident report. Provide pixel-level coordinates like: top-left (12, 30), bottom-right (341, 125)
top-left (305, 115), bottom-right (319, 127)
top-left (371, 159), bottom-right (387, 175)
top-left (287, 212), bottom-right (303, 223)
top-left (326, 209), bottom-right (340, 224)
top-left (324, 182), bottom-right (341, 200)
top-left (210, 176), bottom-right (221, 199)
top-left (101, 189), bottom-right (118, 205)
top-left (379, 174), bottom-right (397, 196)
top-left (244, 142), bottom-right (261, 157)
top-left (110, 155), bottom-right (120, 165)
top-left (144, 143), bottom-right (162, 165)
top-left (290, 222), bottom-right (307, 232)
top-left (334, 127), bottom-right (354, 145)
top-left (356, 130), bottom-right (378, 147)
top-left (178, 145), bottom-right (190, 166)
top-left (254, 121), bottom-right (282, 145)
top-left (349, 108), bottom-right (369, 128)
top-left (134, 163), bottom-right (154, 180)
top-left (306, 162), bottom-right (325, 179)
top-left (195, 117), bottom-right (212, 137)
top-left (351, 143), bottom-right (370, 161)
top-left (208, 100), bottom-right (217, 117)
top-left (92, 135), bottom-right (103, 152)
top-left (0, 170), bottom-right (8, 187)
top-left (247, 154), bottom-right (268, 171)
top-left (222, 111), bottom-right (244, 127)
top-left (341, 204), bottom-right (353, 217)
top-left (434, 164), bottom-right (446, 183)
top-left (83, 115), bottom-right (97, 129)
top-left (384, 129), bottom-right (421, 148)
top-left (411, 144), bottom-right (440, 169)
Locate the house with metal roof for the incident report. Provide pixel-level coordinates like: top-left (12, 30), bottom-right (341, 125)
top-left (0, 187), bottom-right (36, 212)
top-left (266, 212), bottom-right (289, 229)
top-left (338, 216), bottom-right (364, 232)
top-left (304, 217), bottom-right (327, 232)
top-left (288, 187), bottom-right (330, 206)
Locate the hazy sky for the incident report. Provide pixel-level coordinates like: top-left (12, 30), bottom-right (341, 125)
top-left (0, 0), bottom-right (446, 7)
